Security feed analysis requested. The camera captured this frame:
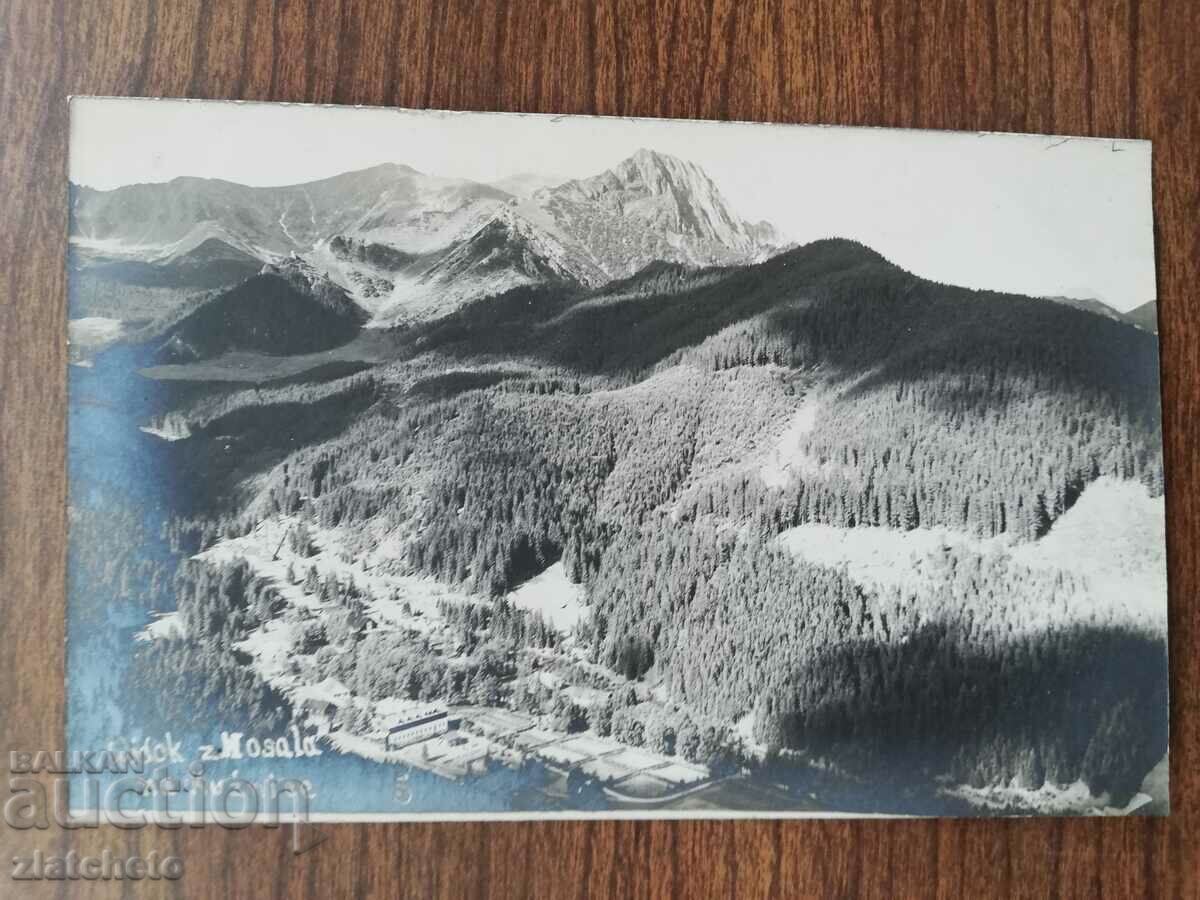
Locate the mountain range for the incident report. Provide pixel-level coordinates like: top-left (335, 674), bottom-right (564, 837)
top-left (70, 148), bottom-right (1159, 369)
top-left (70, 149), bottom-right (783, 330)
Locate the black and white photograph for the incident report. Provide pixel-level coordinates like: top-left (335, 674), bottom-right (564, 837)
top-left (67, 97), bottom-right (1167, 819)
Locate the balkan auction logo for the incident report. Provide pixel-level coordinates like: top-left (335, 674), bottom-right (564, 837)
top-left (5, 746), bottom-right (324, 883)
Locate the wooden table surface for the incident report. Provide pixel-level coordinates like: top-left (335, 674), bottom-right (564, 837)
top-left (2, 1), bottom-right (1197, 897)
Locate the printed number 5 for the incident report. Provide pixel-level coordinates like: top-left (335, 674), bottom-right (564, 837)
top-left (393, 765), bottom-right (413, 805)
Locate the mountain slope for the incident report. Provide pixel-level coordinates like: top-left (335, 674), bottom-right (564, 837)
top-left (367, 211), bottom-right (587, 327)
top-left (405, 238), bottom-right (890, 371)
top-left (1125, 300), bottom-right (1159, 333)
top-left (306, 208), bottom-right (587, 324)
top-left (387, 236), bottom-right (1162, 555)
top-left (1045, 295), bottom-right (1129, 324)
top-left (155, 261), bottom-right (367, 364)
top-left (1046, 295), bottom-right (1160, 335)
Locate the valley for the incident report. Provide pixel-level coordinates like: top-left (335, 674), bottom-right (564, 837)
top-left (67, 150), bottom-right (1168, 816)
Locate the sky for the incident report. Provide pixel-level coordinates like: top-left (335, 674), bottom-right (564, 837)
top-left (70, 97), bottom-right (1156, 311)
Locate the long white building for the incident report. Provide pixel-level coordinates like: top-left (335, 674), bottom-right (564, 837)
top-left (385, 705), bottom-right (449, 749)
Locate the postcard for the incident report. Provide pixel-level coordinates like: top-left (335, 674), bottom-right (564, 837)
top-left (66, 97), bottom-right (1167, 819)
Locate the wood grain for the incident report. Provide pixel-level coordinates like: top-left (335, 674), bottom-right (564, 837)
top-left (1, 1), bottom-right (1197, 896)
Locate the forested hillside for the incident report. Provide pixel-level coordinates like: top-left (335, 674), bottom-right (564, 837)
top-left (155, 268), bottom-right (367, 363)
top-left (139, 236), bottom-right (1165, 807)
top-left (281, 238), bottom-right (1162, 577)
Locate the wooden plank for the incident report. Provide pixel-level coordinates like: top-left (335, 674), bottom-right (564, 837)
top-left (1, 0), bottom-right (1196, 896)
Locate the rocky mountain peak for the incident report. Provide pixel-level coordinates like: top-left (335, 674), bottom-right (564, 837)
top-left (614, 148), bottom-right (709, 192)
top-left (534, 149), bottom-right (780, 279)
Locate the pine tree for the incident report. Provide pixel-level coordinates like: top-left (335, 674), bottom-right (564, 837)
top-left (302, 566), bottom-right (319, 595)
